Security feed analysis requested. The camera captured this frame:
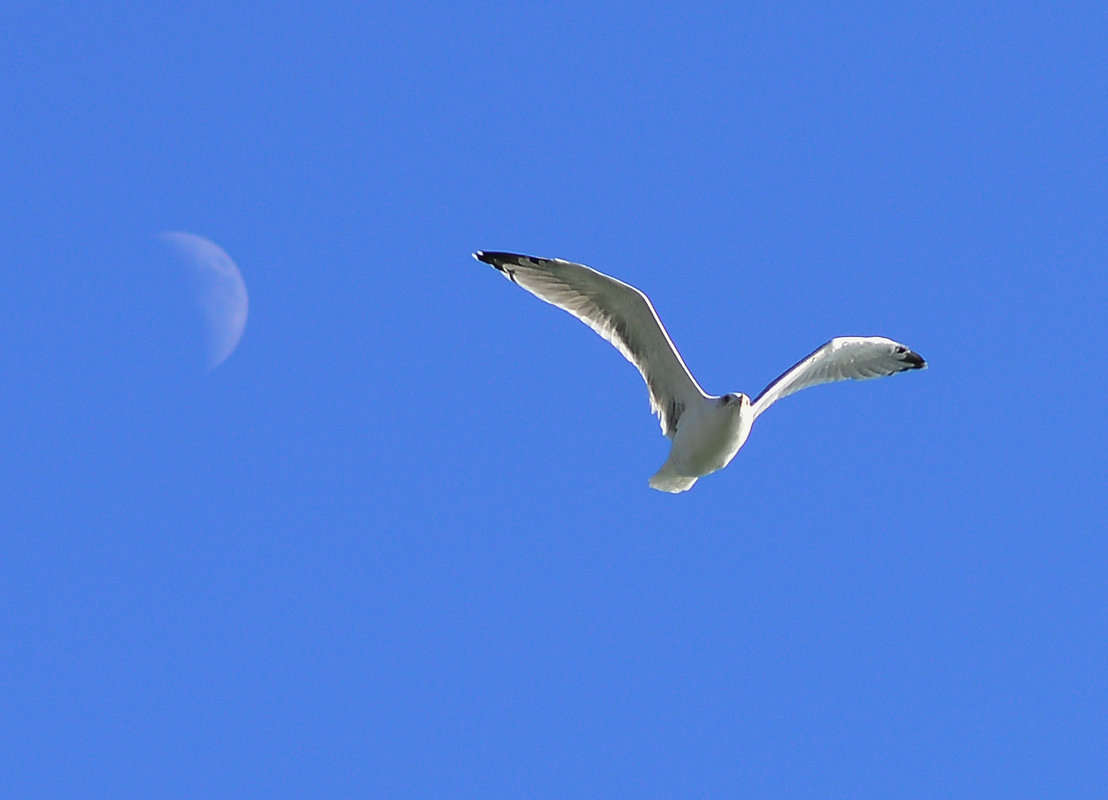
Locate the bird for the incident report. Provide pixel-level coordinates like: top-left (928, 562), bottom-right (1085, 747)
top-left (474, 251), bottom-right (926, 493)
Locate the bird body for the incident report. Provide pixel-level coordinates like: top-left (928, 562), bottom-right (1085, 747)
top-left (651, 394), bottom-right (752, 492)
top-left (474, 251), bottom-right (926, 493)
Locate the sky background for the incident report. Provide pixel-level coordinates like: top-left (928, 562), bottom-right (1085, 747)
top-left (3, 2), bottom-right (1107, 797)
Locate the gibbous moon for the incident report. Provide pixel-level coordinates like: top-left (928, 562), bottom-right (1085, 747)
top-left (159, 231), bottom-right (248, 370)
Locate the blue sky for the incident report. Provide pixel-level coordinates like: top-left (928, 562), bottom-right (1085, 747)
top-left (3, 2), bottom-right (1106, 797)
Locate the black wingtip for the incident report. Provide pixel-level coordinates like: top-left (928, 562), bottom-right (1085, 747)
top-left (902, 349), bottom-right (927, 370)
top-left (473, 250), bottom-right (510, 269)
top-left (472, 250), bottom-right (523, 282)
top-left (473, 250), bottom-right (523, 267)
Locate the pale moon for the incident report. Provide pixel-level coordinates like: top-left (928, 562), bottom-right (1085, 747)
top-left (159, 231), bottom-right (249, 370)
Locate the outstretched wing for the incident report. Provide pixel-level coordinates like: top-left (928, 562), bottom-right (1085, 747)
top-left (474, 251), bottom-right (707, 437)
top-left (751, 336), bottom-right (926, 421)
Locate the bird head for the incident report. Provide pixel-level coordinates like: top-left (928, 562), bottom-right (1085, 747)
top-left (721, 393), bottom-right (750, 409)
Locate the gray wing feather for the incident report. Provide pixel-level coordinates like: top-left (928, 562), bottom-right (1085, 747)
top-left (751, 336), bottom-right (926, 420)
top-left (474, 251), bottom-right (707, 437)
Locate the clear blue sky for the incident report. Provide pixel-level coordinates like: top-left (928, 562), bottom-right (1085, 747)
top-left (4, 3), bottom-right (1106, 797)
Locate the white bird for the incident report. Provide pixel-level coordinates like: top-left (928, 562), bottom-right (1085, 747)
top-left (474, 251), bottom-right (926, 493)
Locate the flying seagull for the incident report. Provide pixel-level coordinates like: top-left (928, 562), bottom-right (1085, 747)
top-left (474, 251), bottom-right (926, 493)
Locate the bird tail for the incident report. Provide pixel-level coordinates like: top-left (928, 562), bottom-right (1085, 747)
top-left (649, 462), bottom-right (698, 493)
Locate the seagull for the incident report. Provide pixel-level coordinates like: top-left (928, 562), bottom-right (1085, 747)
top-left (474, 251), bottom-right (926, 493)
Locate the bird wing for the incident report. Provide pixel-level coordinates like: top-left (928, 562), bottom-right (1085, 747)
top-left (750, 336), bottom-right (926, 421)
top-left (474, 251), bottom-right (707, 437)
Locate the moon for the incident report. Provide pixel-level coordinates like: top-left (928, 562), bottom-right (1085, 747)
top-left (159, 231), bottom-right (248, 370)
